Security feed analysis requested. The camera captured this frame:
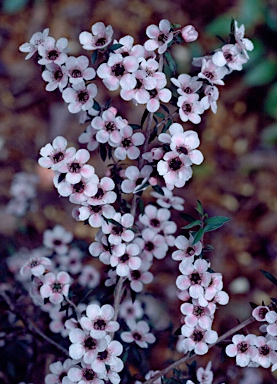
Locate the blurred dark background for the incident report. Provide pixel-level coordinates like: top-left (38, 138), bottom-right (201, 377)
top-left (0, 0), bottom-right (277, 383)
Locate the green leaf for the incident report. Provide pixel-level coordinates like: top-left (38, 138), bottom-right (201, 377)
top-left (99, 144), bottom-right (107, 162)
top-left (109, 43), bottom-right (123, 51)
top-left (165, 51), bottom-right (177, 74)
top-left (265, 83), bottom-right (277, 119)
top-left (205, 14), bottom-right (232, 36)
top-left (182, 220), bottom-right (202, 229)
top-left (92, 100), bottom-right (101, 111)
top-left (138, 198), bottom-right (144, 215)
top-left (154, 112), bottom-right (165, 119)
top-left (195, 200), bottom-right (204, 216)
top-left (179, 213), bottom-right (197, 222)
top-left (91, 50), bottom-right (98, 64)
top-left (149, 125), bottom-right (158, 143)
top-left (141, 108), bottom-right (149, 127)
top-left (134, 181), bottom-right (149, 193)
top-left (152, 184), bottom-right (164, 195)
top-left (245, 59), bottom-right (277, 86)
top-left (160, 104), bottom-right (170, 114)
top-left (3, 0), bottom-right (28, 13)
top-left (203, 216), bottom-right (230, 232)
top-left (162, 119), bottom-right (172, 133)
top-left (129, 124), bottom-right (141, 130)
top-left (260, 270), bottom-right (277, 286)
top-left (192, 228), bottom-right (204, 245)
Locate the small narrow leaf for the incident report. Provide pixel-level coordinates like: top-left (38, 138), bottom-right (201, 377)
top-left (195, 200), bottom-right (204, 216)
top-left (152, 185), bottom-right (164, 195)
top-left (106, 218), bottom-right (123, 228)
top-left (91, 50), bottom-right (98, 64)
top-left (99, 144), bottom-right (107, 162)
top-left (260, 270), bottom-right (277, 286)
top-left (160, 104), bottom-right (170, 114)
top-left (192, 228), bottom-right (204, 245)
top-left (165, 51), bottom-right (177, 74)
top-left (182, 220), bottom-right (202, 229)
top-left (129, 124), bottom-right (141, 130)
top-left (203, 216), bottom-right (231, 232)
top-left (58, 173), bottom-right (66, 183)
top-left (141, 108), bottom-right (149, 127)
top-left (154, 112), bottom-right (165, 119)
top-left (109, 43), bottom-right (123, 51)
top-left (138, 198), bottom-right (144, 215)
top-left (179, 213), bottom-right (197, 222)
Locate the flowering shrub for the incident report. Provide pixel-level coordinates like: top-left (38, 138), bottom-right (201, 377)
top-left (2, 16), bottom-right (276, 384)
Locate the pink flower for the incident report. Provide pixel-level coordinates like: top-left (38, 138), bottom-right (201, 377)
top-left (93, 335), bottom-right (123, 374)
top-left (226, 334), bottom-right (258, 367)
top-left (38, 136), bottom-right (76, 171)
top-left (171, 74), bottom-right (202, 96)
top-left (253, 336), bottom-right (277, 368)
top-left (129, 267), bottom-right (153, 294)
top-left (97, 53), bottom-right (139, 91)
top-left (265, 311), bottom-right (277, 336)
top-left (68, 362), bottom-right (104, 384)
top-left (38, 36), bottom-right (68, 65)
top-left (180, 299), bottom-right (215, 330)
top-left (59, 148), bottom-right (95, 184)
top-left (79, 22), bottom-right (113, 50)
top-left (121, 319), bottom-right (156, 348)
top-left (19, 28), bottom-right (49, 60)
top-left (151, 187), bottom-right (185, 211)
top-left (80, 304), bottom-right (119, 339)
top-left (140, 228), bottom-right (168, 260)
top-left (110, 242), bottom-right (141, 277)
top-left (56, 174), bottom-right (99, 204)
top-left (69, 327), bottom-right (107, 363)
top-left (45, 358), bottom-right (75, 384)
top-left (62, 81), bottom-right (98, 113)
top-left (146, 81), bottom-right (172, 113)
top-left (40, 271), bottom-right (71, 304)
top-left (91, 107), bottom-right (126, 145)
top-left (43, 225), bottom-right (73, 255)
top-left (177, 93), bottom-right (204, 124)
top-left (78, 125), bottom-right (99, 152)
top-left (172, 234), bottom-right (202, 262)
top-left (177, 259), bottom-right (211, 302)
top-left (64, 55), bottom-right (96, 84)
top-left (196, 361), bottom-right (213, 384)
top-left (212, 44), bottom-right (247, 71)
top-left (139, 204), bottom-right (171, 232)
top-left (144, 19), bottom-right (173, 54)
top-left (121, 165), bottom-right (152, 194)
top-left (252, 305), bottom-right (270, 322)
top-left (113, 35), bottom-right (145, 58)
top-left (42, 63), bottom-right (68, 91)
top-left (113, 125), bottom-right (145, 160)
top-left (181, 326), bottom-right (218, 355)
top-left (170, 130), bottom-right (204, 165)
top-left (78, 265), bottom-right (100, 289)
top-left (234, 21), bottom-right (254, 60)
top-left (119, 299), bottom-right (144, 320)
top-left (101, 212), bottom-right (135, 245)
top-left (157, 151), bottom-right (192, 190)
top-left (198, 58), bottom-right (228, 85)
top-left (201, 85), bottom-right (219, 114)
top-left (20, 255), bottom-right (52, 277)
top-left (181, 25), bottom-right (198, 42)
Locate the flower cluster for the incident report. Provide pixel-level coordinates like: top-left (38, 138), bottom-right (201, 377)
top-left (225, 305), bottom-right (277, 370)
top-left (6, 172), bottom-right (38, 216)
top-left (15, 17), bottom-right (276, 384)
top-left (175, 234), bottom-right (229, 355)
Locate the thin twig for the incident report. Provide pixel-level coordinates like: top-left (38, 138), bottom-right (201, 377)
top-left (144, 316), bottom-right (256, 384)
top-left (0, 290), bottom-right (69, 357)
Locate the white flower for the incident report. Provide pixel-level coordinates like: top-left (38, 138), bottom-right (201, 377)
top-left (19, 28), bottom-right (49, 60)
top-left (79, 22), bottom-right (113, 50)
top-left (121, 319), bottom-right (156, 348)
